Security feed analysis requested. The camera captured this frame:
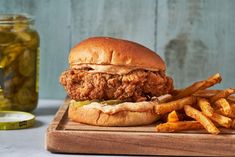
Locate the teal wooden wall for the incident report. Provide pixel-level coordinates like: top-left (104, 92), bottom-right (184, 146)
top-left (0, 0), bottom-right (235, 99)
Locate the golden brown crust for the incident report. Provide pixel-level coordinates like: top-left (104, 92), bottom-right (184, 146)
top-left (68, 104), bottom-right (160, 126)
top-left (69, 37), bottom-right (166, 71)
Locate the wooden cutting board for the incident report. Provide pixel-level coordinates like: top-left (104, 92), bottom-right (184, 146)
top-left (46, 98), bottom-right (235, 156)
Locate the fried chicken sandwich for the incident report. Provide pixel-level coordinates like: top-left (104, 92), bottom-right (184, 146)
top-left (60, 37), bottom-right (174, 126)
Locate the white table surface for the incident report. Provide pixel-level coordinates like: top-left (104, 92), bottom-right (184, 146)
top-left (0, 99), bottom-right (137, 157)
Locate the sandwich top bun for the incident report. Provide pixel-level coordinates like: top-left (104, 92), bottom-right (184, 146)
top-left (69, 37), bottom-right (166, 71)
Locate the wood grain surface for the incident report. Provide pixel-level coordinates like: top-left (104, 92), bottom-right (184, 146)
top-left (46, 98), bottom-right (235, 156)
top-left (0, 0), bottom-right (235, 99)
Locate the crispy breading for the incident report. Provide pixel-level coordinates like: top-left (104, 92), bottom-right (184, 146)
top-left (60, 69), bottom-right (173, 101)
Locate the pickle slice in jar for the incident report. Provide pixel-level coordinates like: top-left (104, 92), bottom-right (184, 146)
top-left (13, 78), bottom-right (38, 111)
top-left (26, 31), bottom-right (39, 49)
top-left (4, 76), bottom-right (24, 99)
top-left (0, 32), bottom-right (16, 46)
top-left (0, 43), bottom-right (25, 68)
top-left (15, 87), bottom-right (36, 105)
top-left (22, 77), bottom-right (35, 89)
top-left (0, 89), bottom-right (11, 110)
top-left (0, 97), bottom-right (11, 110)
top-left (16, 32), bottom-right (31, 42)
top-left (3, 42), bottom-right (25, 55)
top-left (13, 23), bottom-right (29, 32)
top-left (3, 63), bottom-right (20, 99)
top-left (18, 50), bottom-right (36, 77)
top-left (12, 15), bottom-right (29, 32)
top-left (16, 30), bottom-right (39, 49)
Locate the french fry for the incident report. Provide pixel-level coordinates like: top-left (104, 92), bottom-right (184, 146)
top-left (215, 98), bottom-right (232, 116)
top-left (210, 88), bottom-right (235, 103)
top-left (184, 105), bottom-right (220, 134)
top-left (167, 111), bottom-right (179, 122)
top-left (230, 104), bottom-right (235, 113)
top-left (198, 98), bottom-right (232, 128)
top-left (153, 73), bottom-right (235, 134)
top-left (173, 81), bottom-right (205, 100)
top-left (155, 121), bottom-right (203, 133)
top-left (157, 94), bottom-right (173, 103)
top-left (171, 89), bottom-right (182, 96)
top-left (193, 90), bottom-right (221, 98)
top-left (227, 96), bottom-right (235, 104)
top-left (173, 73), bottom-right (221, 100)
top-left (200, 73), bottom-right (222, 89)
top-left (198, 98), bottom-right (214, 117)
top-left (216, 108), bottom-right (235, 119)
top-left (155, 96), bottom-right (196, 115)
top-left (209, 113), bottom-right (232, 128)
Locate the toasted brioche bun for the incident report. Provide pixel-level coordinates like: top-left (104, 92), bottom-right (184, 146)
top-left (69, 37), bottom-right (166, 71)
top-left (68, 104), bottom-right (160, 126)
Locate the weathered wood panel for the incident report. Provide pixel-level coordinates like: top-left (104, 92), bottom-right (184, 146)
top-left (157, 0), bottom-right (235, 89)
top-left (70, 0), bottom-right (156, 50)
top-left (32, 0), bottom-right (71, 99)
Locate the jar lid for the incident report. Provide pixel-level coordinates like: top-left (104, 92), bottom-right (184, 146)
top-left (0, 111), bottom-right (35, 130)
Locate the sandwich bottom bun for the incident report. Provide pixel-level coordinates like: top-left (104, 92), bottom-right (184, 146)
top-left (68, 104), bottom-right (160, 126)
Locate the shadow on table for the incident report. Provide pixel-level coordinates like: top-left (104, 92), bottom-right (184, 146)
top-left (33, 106), bottom-right (60, 116)
top-left (33, 120), bottom-right (45, 128)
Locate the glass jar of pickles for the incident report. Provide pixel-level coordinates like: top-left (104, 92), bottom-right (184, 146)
top-left (0, 14), bottom-right (39, 112)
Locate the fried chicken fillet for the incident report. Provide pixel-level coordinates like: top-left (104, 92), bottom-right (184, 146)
top-left (60, 69), bottom-right (173, 102)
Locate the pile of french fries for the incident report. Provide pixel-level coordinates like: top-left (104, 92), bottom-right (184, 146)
top-left (155, 73), bottom-right (235, 134)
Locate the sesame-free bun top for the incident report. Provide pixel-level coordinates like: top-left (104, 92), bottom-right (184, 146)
top-left (69, 37), bottom-right (166, 71)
